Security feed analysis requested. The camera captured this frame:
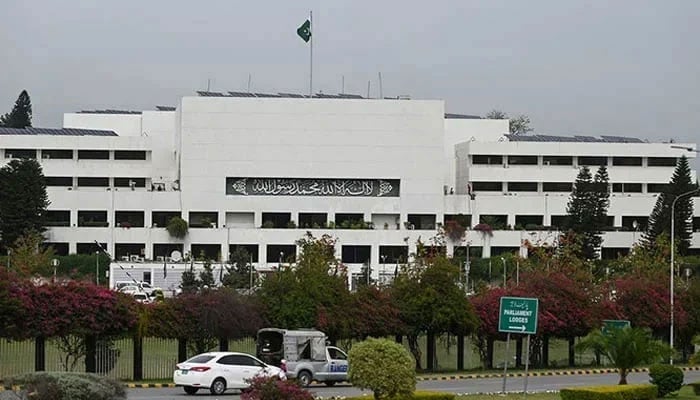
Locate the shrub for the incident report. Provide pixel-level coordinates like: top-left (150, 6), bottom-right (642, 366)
top-left (560, 384), bottom-right (657, 400)
top-left (7, 371), bottom-right (126, 400)
top-left (688, 382), bottom-right (700, 395)
top-left (241, 376), bottom-right (312, 400)
top-left (348, 337), bottom-right (416, 400)
top-left (166, 216), bottom-right (188, 239)
top-left (343, 392), bottom-right (454, 400)
top-left (649, 363), bottom-right (684, 397)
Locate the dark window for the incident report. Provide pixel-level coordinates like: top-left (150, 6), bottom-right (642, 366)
top-left (507, 155), bottom-right (537, 165)
top-left (143, 271), bottom-right (151, 284)
top-left (328, 348), bottom-right (347, 360)
top-left (407, 214), bottom-right (436, 230)
top-left (76, 242), bottom-right (106, 255)
top-left (226, 355), bottom-right (261, 367)
top-left (342, 245), bottom-right (371, 264)
top-left (601, 248), bottom-right (630, 260)
top-left (612, 157), bottom-right (642, 166)
top-left (579, 156), bottom-right (608, 166)
top-left (115, 243), bottom-right (145, 260)
top-left (472, 181), bottom-right (502, 191)
top-left (190, 244), bottom-right (221, 261)
top-left (267, 245), bottom-right (296, 263)
top-left (78, 211), bottom-right (108, 227)
top-left (187, 355), bottom-right (215, 364)
top-left (551, 215), bottom-right (568, 229)
top-left (77, 177), bottom-right (109, 187)
top-left (298, 213), bottom-right (327, 229)
top-left (217, 355), bottom-right (237, 365)
top-left (612, 183), bottom-right (643, 193)
top-left (78, 150), bottom-right (109, 160)
top-left (508, 182), bottom-right (538, 192)
top-left (46, 210), bottom-right (70, 227)
top-left (115, 211), bottom-right (145, 228)
top-left (479, 215), bottom-right (507, 230)
top-left (153, 243), bottom-right (184, 259)
top-left (5, 149), bottom-right (36, 159)
top-left (46, 176), bottom-right (73, 187)
top-left (379, 246), bottom-right (408, 263)
top-left (43, 242), bottom-right (69, 256)
top-left (648, 183), bottom-right (671, 193)
top-left (229, 244), bottom-right (259, 262)
top-left (472, 155), bottom-right (503, 165)
top-left (261, 212), bottom-right (291, 229)
top-left (453, 246), bottom-right (482, 259)
top-left (114, 177), bottom-right (146, 187)
top-left (443, 214), bottom-right (471, 227)
top-left (694, 217), bottom-right (700, 232)
top-left (491, 247), bottom-right (519, 257)
top-left (543, 156), bottom-right (573, 166)
top-left (152, 211), bottom-right (181, 228)
top-left (515, 215), bottom-right (543, 229)
top-left (114, 150), bottom-right (146, 160)
top-left (621, 216), bottom-right (648, 231)
top-left (189, 211), bottom-right (219, 228)
top-left (335, 213), bottom-right (365, 229)
top-left (648, 157), bottom-right (677, 167)
top-left (42, 149), bottom-right (73, 159)
top-left (543, 182), bottom-right (572, 192)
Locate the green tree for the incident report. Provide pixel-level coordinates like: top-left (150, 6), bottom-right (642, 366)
top-left (576, 327), bottom-right (671, 384)
top-left (8, 231), bottom-right (55, 278)
top-left (198, 260), bottom-right (216, 289)
top-left (221, 246), bottom-right (254, 290)
top-left (348, 338), bottom-right (416, 400)
top-left (564, 166), bottom-right (609, 259)
top-left (643, 156), bottom-right (697, 255)
top-left (0, 159), bottom-right (49, 251)
top-left (485, 109), bottom-right (533, 135)
top-left (0, 90), bottom-right (32, 128)
top-left (180, 268), bottom-right (198, 293)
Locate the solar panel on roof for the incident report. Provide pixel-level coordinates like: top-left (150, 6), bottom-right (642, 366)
top-left (155, 106), bottom-right (176, 111)
top-left (0, 127), bottom-right (117, 136)
top-left (228, 91), bottom-right (256, 97)
top-left (278, 93), bottom-right (305, 98)
top-left (338, 93), bottom-right (364, 99)
top-left (253, 93), bottom-right (281, 98)
top-left (196, 91), bottom-right (226, 97)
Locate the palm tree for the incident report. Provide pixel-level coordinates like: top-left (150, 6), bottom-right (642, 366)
top-left (576, 327), bottom-right (671, 384)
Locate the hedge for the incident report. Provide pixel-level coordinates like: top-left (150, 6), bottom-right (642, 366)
top-left (560, 384), bottom-right (657, 400)
top-left (343, 390), bottom-right (455, 400)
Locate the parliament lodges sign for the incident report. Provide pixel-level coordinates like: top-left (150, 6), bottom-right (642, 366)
top-left (226, 177), bottom-right (400, 197)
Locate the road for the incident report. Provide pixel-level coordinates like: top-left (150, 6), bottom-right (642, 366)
top-left (127, 370), bottom-right (700, 399)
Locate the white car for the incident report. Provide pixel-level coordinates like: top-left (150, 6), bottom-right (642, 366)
top-left (173, 351), bottom-right (286, 395)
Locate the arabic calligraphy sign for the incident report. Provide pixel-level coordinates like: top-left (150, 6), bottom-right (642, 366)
top-left (226, 177), bottom-right (400, 197)
top-left (498, 296), bottom-right (539, 335)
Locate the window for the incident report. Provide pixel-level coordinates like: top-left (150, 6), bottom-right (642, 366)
top-left (601, 248), bottom-right (630, 260)
top-left (612, 183), bottom-right (642, 193)
top-left (407, 214), bottom-right (436, 230)
top-left (190, 244), bottom-right (221, 261)
top-left (298, 213), bottom-right (327, 228)
top-left (78, 211), bottom-right (108, 227)
top-left (261, 212), bottom-right (291, 229)
top-left (551, 216), bottom-right (568, 229)
top-left (143, 271), bottom-right (152, 284)
top-left (152, 211), bottom-right (181, 227)
top-left (542, 156), bottom-right (573, 166)
top-left (43, 242), bottom-right (69, 256)
top-left (694, 217), bottom-right (700, 232)
top-left (46, 176), bottom-right (73, 187)
top-left (46, 210), bottom-right (70, 227)
top-left (115, 243), bottom-right (145, 260)
top-left (115, 211), bottom-right (145, 228)
top-left (479, 215), bottom-right (507, 230)
top-left (507, 182), bottom-right (538, 192)
top-left (621, 216), bottom-right (648, 231)
top-left (507, 155), bottom-right (538, 165)
top-left (443, 214), bottom-right (471, 227)
top-left (229, 244), bottom-right (259, 262)
top-left (471, 181), bottom-right (502, 191)
top-left (342, 245), bottom-right (371, 264)
top-left (78, 150), bottom-right (109, 160)
top-left (77, 242), bottom-right (106, 255)
top-left (328, 348), bottom-right (347, 360)
top-left (42, 149), bottom-right (73, 159)
top-left (114, 177), bottom-right (146, 188)
top-left (153, 243), bottom-right (183, 259)
top-left (612, 157), bottom-right (642, 166)
top-left (5, 149), bottom-right (36, 159)
top-left (515, 215), bottom-right (543, 229)
top-left (189, 211), bottom-right (218, 228)
top-left (224, 355), bottom-right (261, 367)
top-left (648, 157), bottom-right (677, 167)
top-left (187, 355), bottom-right (215, 364)
top-left (543, 182), bottom-right (572, 192)
top-left (379, 246), bottom-right (408, 263)
top-left (491, 247), bottom-right (519, 257)
top-left (114, 150), bottom-right (146, 160)
top-left (578, 156), bottom-right (608, 166)
top-left (334, 213), bottom-right (365, 229)
top-left (648, 183), bottom-right (671, 193)
top-left (472, 155), bottom-right (503, 165)
top-left (267, 245), bottom-right (296, 263)
top-left (77, 177), bottom-right (109, 187)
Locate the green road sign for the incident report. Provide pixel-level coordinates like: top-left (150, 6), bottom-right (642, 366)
top-left (499, 296), bottom-right (539, 335)
top-left (602, 319), bottom-right (630, 335)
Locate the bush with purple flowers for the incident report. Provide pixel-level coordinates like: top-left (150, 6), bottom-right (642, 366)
top-left (241, 376), bottom-right (313, 400)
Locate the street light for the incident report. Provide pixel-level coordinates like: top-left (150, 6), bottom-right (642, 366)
top-left (501, 257), bottom-right (507, 287)
top-left (51, 258), bottom-right (60, 282)
top-left (670, 188), bottom-right (699, 364)
top-left (95, 251), bottom-right (100, 285)
top-left (464, 259), bottom-right (471, 295)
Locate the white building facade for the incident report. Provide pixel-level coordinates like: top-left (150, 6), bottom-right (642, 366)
top-left (1, 92), bottom-right (697, 289)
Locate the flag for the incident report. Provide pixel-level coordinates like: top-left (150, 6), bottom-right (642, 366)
top-left (297, 19), bottom-right (311, 43)
top-left (163, 258), bottom-right (167, 279)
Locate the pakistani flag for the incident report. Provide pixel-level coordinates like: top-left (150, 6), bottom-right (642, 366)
top-left (297, 19), bottom-right (311, 43)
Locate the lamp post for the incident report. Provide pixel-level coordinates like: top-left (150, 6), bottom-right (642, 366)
top-left (465, 259), bottom-right (471, 295)
top-left (501, 257), bottom-right (507, 287)
top-left (95, 251), bottom-right (100, 285)
top-left (51, 258), bottom-right (60, 282)
top-left (670, 188), bottom-right (699, 364)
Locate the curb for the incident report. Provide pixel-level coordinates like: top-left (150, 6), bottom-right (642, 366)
top-left (124, 383), bottom-right (177, 388)
top-left (415, 366), bottom-right (700, 381)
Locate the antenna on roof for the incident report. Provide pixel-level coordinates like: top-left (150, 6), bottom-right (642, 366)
top-left (341, 75), bottom-right (345, 94)
top-left (247, 74), bottom-right (252, 93)
top-left (207, 78), bottom-right (211, 92)
top-left (367, 81), bottom-right (371, 99)
top-left (378, 72), bottom-right (383, 99)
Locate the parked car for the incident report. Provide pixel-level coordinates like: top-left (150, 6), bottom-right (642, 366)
top-left (117, 285), bottom-right (142, 295)
top-left (173, 351), bottom-right (286, 395)
top-left (114, 280), bottom-right (161, 296)
top-left (132, 292), bottom-right (152, 304)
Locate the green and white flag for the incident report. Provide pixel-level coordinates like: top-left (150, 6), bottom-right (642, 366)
top-left (297, 19), bottom-right (311, 43)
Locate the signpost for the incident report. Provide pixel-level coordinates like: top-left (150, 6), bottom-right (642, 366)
top-left (499, 296), bottom-right (539, 394)
top-left (602, 319), bottom-right (630, 335)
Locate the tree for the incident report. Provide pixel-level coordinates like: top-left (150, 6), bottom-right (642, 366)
top-left (0, 90), bottom-right (32, 128)
top-left (564, 166), bottom-right (609, 259)
top-left (643, 156), bottom-right (697, 255)
top-left (8, 231), bottom-right (55, 278)
top-left (198, 260), bottom-right (216, 289)
top-left (0, 159), bottom-right (49, 251)
top-left (347, 338), bottom-right (416, 400)
top-left (576, 327), bottom-right (671, 384)
top-left (485, 109), bottom-right (533, 135)
top-left (221, 246), bottom-right (254, 290)
top-left (166, 216), bottom-right (188, 239)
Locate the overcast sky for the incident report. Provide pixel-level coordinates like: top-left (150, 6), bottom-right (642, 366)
top-left (2, 0), bottom-right (698, 149)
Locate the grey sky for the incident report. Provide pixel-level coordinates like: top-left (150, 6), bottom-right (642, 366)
top-left (2, 0), bottom-right (698, 150)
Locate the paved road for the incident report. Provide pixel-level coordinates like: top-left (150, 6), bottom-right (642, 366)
top-left (126, 370), bottom-right (700, 399)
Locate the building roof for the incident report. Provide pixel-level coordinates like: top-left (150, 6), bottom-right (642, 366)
top-left (445, 113), bottom-right (482, 119)
top-left (196, 90), bottom-right (374, 99)
top-left (0, 127), bottom-right (118, 136)
top-left (77, 109), bottom-right (142, 115)
top-left (504, 134), bottom-right (646, 143)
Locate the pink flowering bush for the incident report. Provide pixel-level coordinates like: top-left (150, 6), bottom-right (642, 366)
top-left (241, 376), bottom-right (313, 400)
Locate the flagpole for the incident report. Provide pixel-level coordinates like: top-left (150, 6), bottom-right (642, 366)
top-left (309, 10), bottom-right (313, 97)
